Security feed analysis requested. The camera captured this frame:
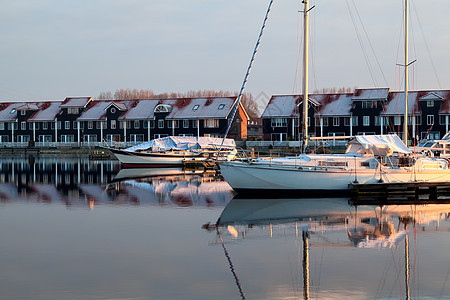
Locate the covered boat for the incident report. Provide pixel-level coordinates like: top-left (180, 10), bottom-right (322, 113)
top-left (109, 136), bottom-right (236, 167)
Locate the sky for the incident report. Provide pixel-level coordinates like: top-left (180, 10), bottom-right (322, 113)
top-left (1, 0), bottom-right (450, 110)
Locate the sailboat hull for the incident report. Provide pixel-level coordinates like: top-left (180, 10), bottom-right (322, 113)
top-left (219, 161), bottom-right (450, 196)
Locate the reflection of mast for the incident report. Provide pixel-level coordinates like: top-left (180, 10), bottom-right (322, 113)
top-left (404, 224), bottom-right (410, 300)
top-left (217, 229), bottom-right (246, 300)
top-left (302, 231), bottom-right (310, 300)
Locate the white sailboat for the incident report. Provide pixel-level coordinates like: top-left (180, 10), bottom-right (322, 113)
top-left (109, 136), bottom-right (236, 167)
top-left (219, 0), bottom-right (450, 195)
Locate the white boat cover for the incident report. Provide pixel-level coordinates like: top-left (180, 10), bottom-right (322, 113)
top-left (124, 136), bottom-right (236, 153)
top-left (346, 134), bottom-right (411, 155)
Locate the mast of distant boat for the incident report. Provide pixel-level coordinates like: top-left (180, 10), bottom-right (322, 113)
top-left (403, 0), bottom-right (409, 145)
top-left (302, 0), bottom-right (311, 151)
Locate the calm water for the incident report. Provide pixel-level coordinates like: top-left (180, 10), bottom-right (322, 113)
top-left (1, 155), bottom-right (450, 299)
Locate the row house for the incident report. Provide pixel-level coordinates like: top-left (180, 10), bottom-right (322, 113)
top-left (0, 97), bottom-right (248, 146)
top-left (261, 88), bottom-right (450, 144)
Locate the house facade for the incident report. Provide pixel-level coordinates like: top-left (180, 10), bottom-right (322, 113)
top-left (0, 97), bottom-right (248, 147)
top-left (261, 88), bottom-right (450, 144)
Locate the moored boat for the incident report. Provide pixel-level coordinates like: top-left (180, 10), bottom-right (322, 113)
top-left (109, 136), bottom-right (236, 167)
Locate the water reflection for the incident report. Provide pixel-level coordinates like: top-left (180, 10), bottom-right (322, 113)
top-left (208, 196), bottom-right (450, 299)
top-left (0, 155), bottom-right (234, 208)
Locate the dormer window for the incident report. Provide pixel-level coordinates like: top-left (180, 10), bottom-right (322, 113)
top-left (21, 110), bottom-right (26, 115)
top-left (68, 107), bottom-right (80, 114)
top-left (427, 100), bottom-right (434, 107)
top-left (10, 109), bottom-right (16, 114)
top-left (110, 107), bottom-right (116, 114)
top-left (218, 104), bottom-right (225, 110)
top-left (192, 105), bottom-right (199, 111)
top-left (154, 104), bottom-right (172, 113)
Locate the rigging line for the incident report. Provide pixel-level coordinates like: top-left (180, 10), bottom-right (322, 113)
top-left (345, 0), bottom-right (378, 87)
top-left (395, 4), bottom-right (405, 91)
top-left (221, 0), bottom-right (274, 146)
top-left (294, 0), bottom-right (302, 94)
top-left (310, 0), bottom-right (317, 93)
top-left (411, 1), bottom-right (442, 89)
top-left (216, 229), bottom-right (246, 300)
top-left (350, 0), bottom-right (389, 87)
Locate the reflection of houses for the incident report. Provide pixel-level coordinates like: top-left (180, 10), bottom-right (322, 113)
top-left (0, 97), bottom-right (248, 147)
top-left (0, 158), bottom-right (234, 208)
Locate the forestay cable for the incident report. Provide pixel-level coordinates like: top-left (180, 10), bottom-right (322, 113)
top-left (221, 0), bottom-right (274, 146)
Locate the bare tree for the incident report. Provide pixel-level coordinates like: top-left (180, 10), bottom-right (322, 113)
top-left (97, 88), bottom-right (260, 117)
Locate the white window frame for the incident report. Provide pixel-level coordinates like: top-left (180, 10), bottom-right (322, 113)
top-left (333, 117), bottom-right (340, 127)
top-left (271, 118), bottom-right (287, 127)
top-left (363, 116), bottom-right (370, 126)
top-left (427, 115), bottom-right (434, 126)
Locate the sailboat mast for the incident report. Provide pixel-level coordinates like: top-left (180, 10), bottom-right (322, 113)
top-left (302, 0), bottom-right (310, 150)
top-left (403, 0), bottom-right (409, 145)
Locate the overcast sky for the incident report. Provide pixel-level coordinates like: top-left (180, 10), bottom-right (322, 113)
top-left (1, 0), bottom-right (449, 108)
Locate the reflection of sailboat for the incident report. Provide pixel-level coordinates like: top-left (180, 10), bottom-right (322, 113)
top-left (209, 196), bottom-right (450, 299)
top-left (112, 167), bottom-right (205, 181)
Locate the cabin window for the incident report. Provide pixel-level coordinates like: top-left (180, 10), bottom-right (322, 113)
top-left (271, 118), bottom-right (287, 127)
top-left (83, 135), bottom-right (97, 143)
top-left (158, 120), bottom-right (164, 128)
top-left (110, 107), bottom-right (116, 114)
top-left (440, 115), bottom-right (448, 125)
top-left (134, 120), bottom-right (140, 129)
top-left (96, 121), bottom-right (106, 129)
top-left (183, 120), bottom-right (189, 128)
top-left (130, 134), bottom-right (144, 143)
top-left (363, 116), bottom-right (370, 126)
top-left (362, 101), bottom-right (377, 109)
top-left (61, 135), bottom-right (74, 143)
top-left (394, 116), bottom-right (401, 126)
top-left (272, 133), bottom-right (287, 141)
top-left (68, 108), bottom-right (79, 114)
top-left (427, 115), bottom-right (434, 125)
top-left (8, 123), bottom-right (18, 130)
top-left (204, 119), bottom-right (219, 128)
top-left (427, 100), bottom-right (434, 107)
top-left (73, 121), bottom-right (77, 129)
top-left (29, 123), bottom-right (33, 130)
top-left (21, 110), bottom-right (26, 116)
top-left (88, 121), bottom-right (93, 129)
top-left (315, 118), bottom-right (328, 127)
top-left (150, 120), bottom-right (155, 128)
top-left (317, 161), bottom-right (348, 167)
top-left (64, 121), bottom-right (70, 129)
top-left (193, 120), bottom-right (198, 128)
top-left (0, 123), bottom-right (4, 130)
top-left (21, 122), bottom-right (26, 130)
top-left (333, 117), bottom-right (340, 127)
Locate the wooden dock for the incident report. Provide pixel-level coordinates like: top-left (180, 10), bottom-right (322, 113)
top-left (349, 181), bottom-right (450, 204)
